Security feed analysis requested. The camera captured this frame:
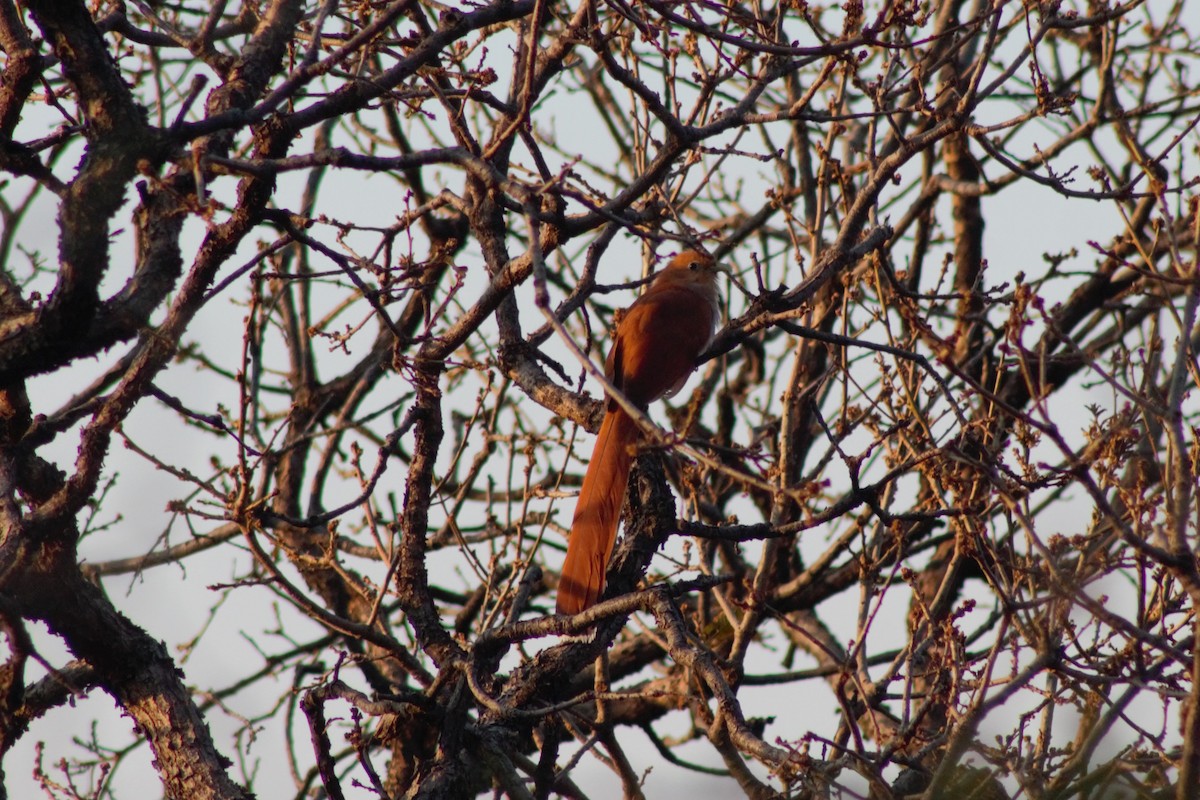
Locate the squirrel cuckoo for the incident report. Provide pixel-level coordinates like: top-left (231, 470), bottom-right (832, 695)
top-left (557, 250), bottom-right (724, 616)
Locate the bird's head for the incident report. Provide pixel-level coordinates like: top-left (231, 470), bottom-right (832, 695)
top-left (658, 249), bottom-right (730, 288)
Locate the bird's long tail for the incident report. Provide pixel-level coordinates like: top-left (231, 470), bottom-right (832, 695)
top-left (557, 409), bottom-right (638, 615)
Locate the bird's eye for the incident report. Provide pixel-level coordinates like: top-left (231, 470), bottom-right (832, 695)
top-left (689, 261), bottom-right (699, 271)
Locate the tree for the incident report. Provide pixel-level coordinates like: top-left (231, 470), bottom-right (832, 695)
top-left (1, 0), bottom-right (1197, 797)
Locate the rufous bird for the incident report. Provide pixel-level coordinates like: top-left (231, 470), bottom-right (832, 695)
top-left (557, 250), bottom-right (725, 616)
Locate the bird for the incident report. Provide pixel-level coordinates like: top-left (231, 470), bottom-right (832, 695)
top-left (557, 250), bottom-right (725, 616)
